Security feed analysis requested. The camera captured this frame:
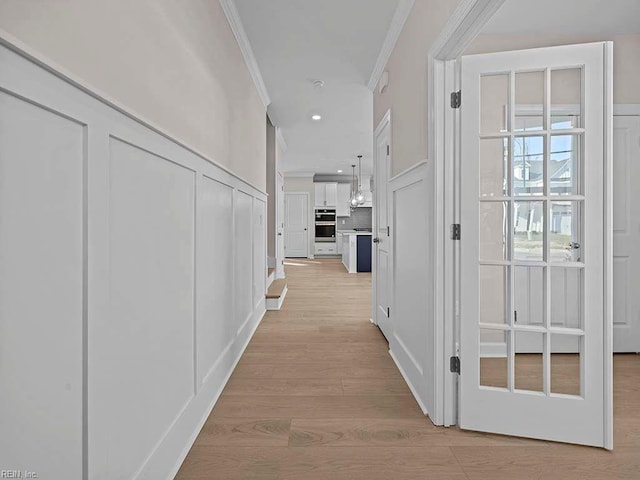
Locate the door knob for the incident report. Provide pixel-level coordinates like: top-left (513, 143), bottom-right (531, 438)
top-left (568, 242), bottom-right (581, 249)
top-left (373, 237), bottom-right (380, 243)
top-left (277, 233), bottom-right (282, 236)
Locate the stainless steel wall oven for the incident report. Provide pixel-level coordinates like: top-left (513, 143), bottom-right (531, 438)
top-left (315, 208), bottom-right (336, 242)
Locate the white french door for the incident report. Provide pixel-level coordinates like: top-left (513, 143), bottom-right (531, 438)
top-left (459, 43), bottom-right (612, 447)
top-left (374, 112), bottom-right (392, 340)
top-left (284, 193), bottom-right (309, 258)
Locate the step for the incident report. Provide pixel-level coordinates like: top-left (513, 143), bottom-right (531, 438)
top-left (266, 279), bottom-right (287, 310)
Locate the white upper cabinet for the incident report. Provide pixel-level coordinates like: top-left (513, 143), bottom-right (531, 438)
top-left (325, 182), bottom-right (338, 207)
top-left (314, 183), bottom-right (325, 207)
top-left (315, 180), bottom-right (369, 210)
top-left (314, 182), bottom-right (338, 207)
top-left (336, 183), bottom-right (351, 217)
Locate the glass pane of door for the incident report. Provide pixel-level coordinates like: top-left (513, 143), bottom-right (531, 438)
top-left (478, 67), bottom-right (585, 396)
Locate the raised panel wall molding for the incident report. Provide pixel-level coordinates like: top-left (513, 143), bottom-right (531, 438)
top-left (0, 41), bottom-right (267, 480)
top-left (0, 88), bottom-right (85, 480)
top-left (387, 161), bottom-right (435, 419)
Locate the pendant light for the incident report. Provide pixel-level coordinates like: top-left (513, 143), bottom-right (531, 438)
top-left (349, 164), bottom-right (359, 209)
top-left (355, 155), bottom-right (365, 205)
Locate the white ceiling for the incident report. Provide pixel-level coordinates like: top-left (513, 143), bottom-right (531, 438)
top-left (483, 0), bottom-right (640, 36)
top-left (233, 0), bottom-right (402, 175)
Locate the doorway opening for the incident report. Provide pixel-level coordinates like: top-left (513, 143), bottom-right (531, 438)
top-left (429, 0), bottom-right (640, 449)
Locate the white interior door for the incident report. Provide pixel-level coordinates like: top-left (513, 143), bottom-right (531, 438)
top-left (459, 42), bottom-right (612, 447)
top-left (284, 193), bottom-right (308, 258)
top-left (276, 173), bottom-right (286, 277)
top-left (374, 114), bottom-right (392, 340)
top-left (613, 114), bottom-right (640, 352)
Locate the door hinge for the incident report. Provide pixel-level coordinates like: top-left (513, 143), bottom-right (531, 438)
top-left (386, 144), bottom-right (390, 156)
top-left (451, 90), bottom-right (461, 109)
top-left (451, 223), bottom-right (461, 240)
top-left (387, 306), bottom-right (390, 317)
top-left (450, 356), bottom-right (461, 374)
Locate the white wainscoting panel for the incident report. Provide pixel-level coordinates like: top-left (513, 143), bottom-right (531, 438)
top-left (0, 89), bottom-right (84, 479)
top-left (100, 137), bottom-right (196, 480)
top-left (197, 176), bottom-right (235, 386)
top-left (388, 161), bottom-right (436, 418)
top-left (0, 40), bottom-right (267, 480)
top-left (253, 198), bottom-right (267, 309)
top-left (235, 190), bottom-right (254, 336)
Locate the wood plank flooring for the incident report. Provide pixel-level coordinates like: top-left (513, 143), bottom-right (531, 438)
top-left (176, 258), bottom-right (640, 480)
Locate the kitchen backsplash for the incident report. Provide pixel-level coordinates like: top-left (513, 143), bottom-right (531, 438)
top-left (337, 207), bottom-right (372, 230)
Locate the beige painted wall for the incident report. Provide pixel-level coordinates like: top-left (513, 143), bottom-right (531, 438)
top-left (466, 34), bottom-right (640, 105)
top-left (284, 176), bottom-right (315, 257)
top-left (373, 0), bottom-right (461, 176)
top-left (0, 0), bottom-right (267, 190)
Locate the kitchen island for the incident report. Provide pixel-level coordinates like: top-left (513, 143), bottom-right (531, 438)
top-left (339, 231), bottom-right (372, 273)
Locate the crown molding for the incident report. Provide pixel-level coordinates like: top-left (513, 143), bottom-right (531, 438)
top-left (219, 0), bottom-right (271, 108)
top-left (276, 127), bottom-right (288, 154)
top-left (367, 0), bottom-right (415, 92)
top-left (429, 0), bottom-right (506, 60)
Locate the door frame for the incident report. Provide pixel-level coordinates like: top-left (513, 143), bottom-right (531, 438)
top-left (427, 0), bottom-right (508, 428)
top-left (612, 105), bottom-right (640, 352)
top-left (427, 0), bottom-right (613, 448)
top-left (372, 109), bottom-right (392, 329)
top-left (275, 171), bottom-right (286, 278)
top-left (284, 191), bottom-right (310, 258)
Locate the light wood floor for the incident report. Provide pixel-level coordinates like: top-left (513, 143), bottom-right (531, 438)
top-left (176, 258), bottom-right (640, 480)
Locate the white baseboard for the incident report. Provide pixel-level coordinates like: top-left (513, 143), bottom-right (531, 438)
top-left (162, 305), bottom-right (266, 480)
top-left (389, 349), bottom-right (430, 417)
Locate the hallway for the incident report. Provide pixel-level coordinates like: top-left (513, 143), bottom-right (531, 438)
top-left (176, 259), bottom-right (640, 479)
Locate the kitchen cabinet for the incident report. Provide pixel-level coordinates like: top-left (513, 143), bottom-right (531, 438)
top-left (356, 235), bottom-right (372, 272)
top-left (341, 234), bottom-right (354, 272)
top-left (314, 182), bottom-right (338, 207)
top-left (314, 242), bottom-right (337, 255)
top-left (340, 231), bottom-right (372, 273)
top-left (336, 183), bottom-right (351, 217)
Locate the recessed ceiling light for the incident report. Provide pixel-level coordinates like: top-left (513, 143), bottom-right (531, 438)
top-left (337, 170), bottom-right (343, 173)
top-left (311, 114), bottom-right (322, 121)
